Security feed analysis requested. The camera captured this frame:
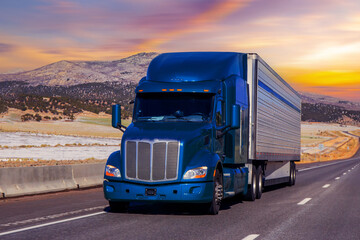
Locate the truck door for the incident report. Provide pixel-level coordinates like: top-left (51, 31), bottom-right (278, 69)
top-left (234, 106), bottom-right (248, 164)
top-left (214, 99), bottom-right (226, 156)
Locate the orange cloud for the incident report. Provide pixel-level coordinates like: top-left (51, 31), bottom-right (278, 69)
top-left (290, 70), bottom-right (360, 87)
top-left (277, 68), bottom-right (360, 101)
top-left (135, 0), bottom-right (252, 51)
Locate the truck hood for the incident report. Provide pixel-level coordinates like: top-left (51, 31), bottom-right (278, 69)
top-left (123, 122), bottom-right (211, 143)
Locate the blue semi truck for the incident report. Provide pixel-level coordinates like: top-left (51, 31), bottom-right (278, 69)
top-left (103, 52), bottom-right (301, 214)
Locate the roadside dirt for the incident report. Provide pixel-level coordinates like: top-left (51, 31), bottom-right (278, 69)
top-left (0, 159), bottom-right (106, 168)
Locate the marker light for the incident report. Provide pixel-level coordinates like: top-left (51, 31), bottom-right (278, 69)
top-left (204, 89), bottom-right (209, 92)
top-left (162, 89), bottom-right (167, 91)
top-left (177, 89), bottom-right (182, 91)
top-left (139, 89), bottom-right (143, 92)
top-left (170, 89), bottom-right (174, 91)
top-left (105, 165), bottom-right (121, 177)
top-left (183, 167), bottom-right (208, 179)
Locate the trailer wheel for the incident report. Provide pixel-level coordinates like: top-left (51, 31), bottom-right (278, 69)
top-left (256, 167), bottom-right (263, 199)
top-left (109, 201), bottom-right (129, 213)
top-left (289, 162), bottom-right (296, 186)
top-left (208, 168), bottom-right (223, 215)
top-left (245, 167), bottom-right (256, 201)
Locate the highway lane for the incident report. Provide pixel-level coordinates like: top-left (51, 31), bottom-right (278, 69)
top-left (0, 156), bottom-right (359, 240)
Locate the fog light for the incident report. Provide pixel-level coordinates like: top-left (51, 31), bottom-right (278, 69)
top-left (106, 185), bottom-right (114, 192)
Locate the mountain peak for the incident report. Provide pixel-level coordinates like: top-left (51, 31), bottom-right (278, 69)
top-left (300, 91), bottom-right (360, 111)
top-left (0, 52), bottom-right (159, 86)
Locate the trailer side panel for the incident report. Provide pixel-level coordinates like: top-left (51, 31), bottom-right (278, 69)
top-left (248, 54), bottom-right (301, 161)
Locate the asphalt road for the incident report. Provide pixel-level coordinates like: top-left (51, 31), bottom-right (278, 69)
top-left (1, 155), bottom-right (359, 240)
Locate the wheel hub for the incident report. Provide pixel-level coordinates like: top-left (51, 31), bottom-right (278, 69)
top-left (215, 184), bottom-right (223, 204)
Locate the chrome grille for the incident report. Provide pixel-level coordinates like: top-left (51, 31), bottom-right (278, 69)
top-left (125, 140), bottom-right (180, 182)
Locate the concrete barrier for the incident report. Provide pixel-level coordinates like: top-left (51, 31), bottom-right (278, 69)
top-left (0, 163), bottom-right (105, 198)
top-left (72, 163), bottom-right (105, 188)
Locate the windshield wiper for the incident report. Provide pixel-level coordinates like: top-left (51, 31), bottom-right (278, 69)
top-left (136, 116), bottom-right (163, 122)
top-left (184, 113), bottom-right (209, 121)
top-left (163, 115), bottom-right (191, 122)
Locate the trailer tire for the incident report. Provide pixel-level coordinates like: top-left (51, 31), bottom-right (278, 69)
top-left (208, 168), bottom-right (223, 215)
top-left (288, 162), bottom-right (296, 186)
top-left (256, 167), bottom-right (263, 199)
top-left (245, 167), bottom-right (256, 201)
top-left (109, 201), bottom-right (129, 213)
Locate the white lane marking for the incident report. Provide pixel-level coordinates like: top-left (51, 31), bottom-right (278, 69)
top-left (297, 198), bottom-right (312, 205)
top-left (0, 205), bottom-right (107, 227)
top-left (0, 211), bottom-right (105, 237)
top-left (335, 177), bottom-right (340, 180)
top-left (242, 234), bottom-right (260, 240)
top-left (298, 158), bottom-right (357, 172)
top-left (322, 184), bottom-right (330, 188)
top-left (343, 173), bottom-right (347, 175)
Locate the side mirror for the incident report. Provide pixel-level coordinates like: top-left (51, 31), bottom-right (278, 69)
top-left (112, 104), bottom-right (121, 128)
top-left (231, 104), bottom-right (240, 129)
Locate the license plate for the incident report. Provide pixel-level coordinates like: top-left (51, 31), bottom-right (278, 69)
top-left (145, 188), bottom-right (157, 196)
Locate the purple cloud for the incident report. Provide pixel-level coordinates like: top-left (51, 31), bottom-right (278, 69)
top-left (0, 43), bottom-right (15, 53)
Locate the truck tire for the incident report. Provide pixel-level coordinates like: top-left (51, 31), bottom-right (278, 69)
top-left (288, 162), bottom-right (296, 186)
top-left (109, 201), bottom-right (129, 213)
top-left (245, 167), bottom-right (256, 201)
top-left (256, 167), bottom-right (263, 199)
top-left (208, 168), bottom-right (223, 215)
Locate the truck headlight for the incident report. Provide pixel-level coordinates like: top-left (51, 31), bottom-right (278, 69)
top-left (183, 167), bottom-right (207, 179)
top-left (105, 165), bottom-right (121, 178)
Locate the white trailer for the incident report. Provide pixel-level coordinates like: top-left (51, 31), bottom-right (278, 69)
top-left (246, 53), bottom-right (301, 196)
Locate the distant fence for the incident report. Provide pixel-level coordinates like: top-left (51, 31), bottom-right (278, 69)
top-left (0, 163), bottom-right (105, 198)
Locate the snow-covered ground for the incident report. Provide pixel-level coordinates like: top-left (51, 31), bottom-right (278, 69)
top-left (301, 123), bottom-right (360, 132)
top-left (0, 132), bottom-right (120, 147)
top-left (0, 132), bottom-right (120, 161)
top-left (0, 146), bottom-right (119, 161)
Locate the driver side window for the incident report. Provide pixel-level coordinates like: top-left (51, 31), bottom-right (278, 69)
top-left (216, 100), bottom-right (225, 127)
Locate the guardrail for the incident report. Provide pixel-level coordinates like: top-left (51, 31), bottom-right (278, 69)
top-left (0, 163), bottom-right (105, 198)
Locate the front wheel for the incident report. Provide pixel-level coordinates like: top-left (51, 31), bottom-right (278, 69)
top-left (208, 168), bottom-right (223, 215)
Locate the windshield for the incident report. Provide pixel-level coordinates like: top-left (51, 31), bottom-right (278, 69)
top-left (133, 92), bottom-right (214, 122)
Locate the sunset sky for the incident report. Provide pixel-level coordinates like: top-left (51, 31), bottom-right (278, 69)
top-left (0, 0), bottom-right (359, 101)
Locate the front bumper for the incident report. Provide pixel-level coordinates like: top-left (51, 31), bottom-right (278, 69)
top-left (103, 180), bottom-right (213, 203)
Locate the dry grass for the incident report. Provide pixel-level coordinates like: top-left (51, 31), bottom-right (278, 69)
top-left (0, 121), bottom-right (123, 138)
top-left (0, 108), bottom-right (132, 138)
top-left (301, 134), bottom-right (360, 164)
top-left (0, 159), bottom-right (106, 168)
top-left (300, 122), bottom-right (360, 164)
top-left (350, 130), bottom-right (360, 137)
